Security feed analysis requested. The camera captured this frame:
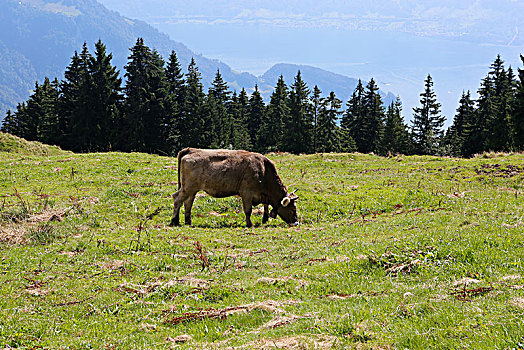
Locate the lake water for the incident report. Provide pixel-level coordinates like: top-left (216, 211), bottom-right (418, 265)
top-left (154, 22), bottom-right (523, 124)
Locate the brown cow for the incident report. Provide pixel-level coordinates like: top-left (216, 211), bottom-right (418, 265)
top-left (169, 148), bottom-right (298, 227)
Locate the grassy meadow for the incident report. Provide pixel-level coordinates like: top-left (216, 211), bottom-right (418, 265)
top-left (0, 133), bottom-right (523, 349)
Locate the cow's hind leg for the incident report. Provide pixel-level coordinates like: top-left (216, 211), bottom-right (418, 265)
top-left (262, 204), bottom-right (269, 224)
top-left (241, 195), bottom-right (254, 228)
top-left (184, 193), bottom-right (196, 226)
top-left (170, 189), bottom-right (189, 226)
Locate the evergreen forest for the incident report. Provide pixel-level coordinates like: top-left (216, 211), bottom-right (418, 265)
top-left (2, 38), bottom-right (523, 158)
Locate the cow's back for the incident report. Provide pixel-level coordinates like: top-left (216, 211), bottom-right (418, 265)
top-left (178, 148), bottom-right (266, 198)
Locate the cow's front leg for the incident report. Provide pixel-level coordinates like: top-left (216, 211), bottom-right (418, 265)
top-left (262, 204), bottom-right (269, 224)
top-left (241, 196), bottom-right (254, 228)
top-left (184, 194), bottom-right (196, 226)
top-left (170, 189), bottom-right (188, 226)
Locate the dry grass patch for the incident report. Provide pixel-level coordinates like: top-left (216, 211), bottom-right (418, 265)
top-left (0, 208), bottom-right (66, 245)
top-left (509, 298), bottom-right (524, 309)
top-left (228, 335), bottom-right (337, 349)
top-left (116, 274), bottom-right (212, 296)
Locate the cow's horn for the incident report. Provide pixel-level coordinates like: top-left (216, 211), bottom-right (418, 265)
top-left (281, 196), bottom-right (291, 207)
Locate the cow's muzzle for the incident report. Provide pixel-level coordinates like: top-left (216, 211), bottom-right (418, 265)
top-left (289, 221), bottom-right (299, 227)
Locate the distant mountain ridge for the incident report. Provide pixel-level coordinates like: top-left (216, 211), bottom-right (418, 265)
top-left (0, 0), bottom-right (394, 117)
top-left (260, 63), bottom-right (395, 104)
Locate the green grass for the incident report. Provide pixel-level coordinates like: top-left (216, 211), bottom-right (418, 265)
top-left (0, 146), bottom-right (523, 349)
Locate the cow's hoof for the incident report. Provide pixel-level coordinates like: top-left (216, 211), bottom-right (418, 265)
top-left (169, 219), bottom-right (179, 227)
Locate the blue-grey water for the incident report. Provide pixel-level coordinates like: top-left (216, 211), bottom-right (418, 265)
top-left (153, 21), bottom-right (523, 124)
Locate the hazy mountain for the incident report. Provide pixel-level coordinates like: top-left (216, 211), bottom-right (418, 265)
top-left (260, 63), bottom-right (395, 105)
top-left (0, 0), bottom-right (258, 113)
top-left (0, 0), bottom-right (395, 117)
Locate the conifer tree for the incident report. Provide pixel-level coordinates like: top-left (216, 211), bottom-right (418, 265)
top-left (513, 55), bottom-right (524, 150)
top-left (468, 75), bottom-right (493, 156)
top-left (208, 69), bottom-right (233, 147)
top-left (256, 75), bottom-right (288, 153)
top-left (20, 81), bottom-right (44, 141)
top-left (87, 39), bottom-right (122, 151)
top-left (226, 91), bottom-right (239, 147)
top-left (284, 71), bottom-right (312, 153)
top-left (147, 49), bottom-right (169, 152)
top-left (316, 91), bottom-right (342, 153)
top-left (7, 77), bottom-right (60, 144)
top-left (1, 110), bottom-right (18, 134)
top-left (203, 92), bottom-right (220, 147)
top-left (183, 58), bottom-right (207, 147)
top-left (411, 74), bottom-right (444, 155)
top-left (69, 43), bottom-right (95, 151)
top-left (227, 89), bottom-right (251, 149)
top-left (36, 77), bottom-right (60, 145)
top-left (123, 39), bottom-right (167, 153)
top-left (247, 84), bottom-right (265, 144)
top-left (483, 55), bottom-right (514, 151)
top-left (361, 78), bottom-right (385, 154)
top-left (341, 80), bottom-right (365, 152)
top-left (165, 50), bottom-right (186, 154)
top-left (311, 85), bottom-right (322, 153)
top-left (10, 103), bottom-right (28, 139)
top-left (122, 38), bottom-right (152, 151)
top-left (447, 91), bottom-right (475, 156)
top-left (59, 49), bottom-right (87, 150)
top-left (381, 97), bottom-right (410, 155)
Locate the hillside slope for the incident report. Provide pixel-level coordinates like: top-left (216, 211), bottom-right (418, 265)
top-left (0, 132), bottom-right (66, 156)
top-left (0, 0), bottom-right (257, 114)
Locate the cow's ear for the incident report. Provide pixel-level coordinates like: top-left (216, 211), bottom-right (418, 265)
top-left (281, 197), bottom-right (291, 207)
top-left (269, 208), bottom-right (278, 219)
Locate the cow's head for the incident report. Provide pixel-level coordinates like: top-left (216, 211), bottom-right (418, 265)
top-left (269, 190), bottom-right (299, 225)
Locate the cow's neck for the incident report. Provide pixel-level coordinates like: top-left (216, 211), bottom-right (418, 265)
top-left (268, 176), bottom-right (287, 208)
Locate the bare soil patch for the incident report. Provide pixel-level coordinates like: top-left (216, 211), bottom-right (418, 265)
top-left (475, 164), bottom-right (524, 177)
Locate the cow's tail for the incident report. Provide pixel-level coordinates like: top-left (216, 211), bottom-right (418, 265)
top-left (177, 148), bottom-right (192, 190)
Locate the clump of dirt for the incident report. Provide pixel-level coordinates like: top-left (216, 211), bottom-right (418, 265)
top-left (475, 164), bottom-right (524, 177)
top-left (24, 277), bottom-right (51, 297)
top-left (368, 246), bottom-right (449, 275)
top-left (450, 285), bottom-right (494, 302)
top-left (257, 276), bottom-right (309, 288)
top-left (166, 334), bottom-right (193, 343)
top-left (162, 300), bottom-right (301, 326)
top-left (102, 260), bottom-right (126, 271)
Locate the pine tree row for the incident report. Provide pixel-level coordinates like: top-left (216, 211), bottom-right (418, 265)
top-left (444, 55), bottom-right (524, 157)
top-left (2, 39), bottom-right (523, 157)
